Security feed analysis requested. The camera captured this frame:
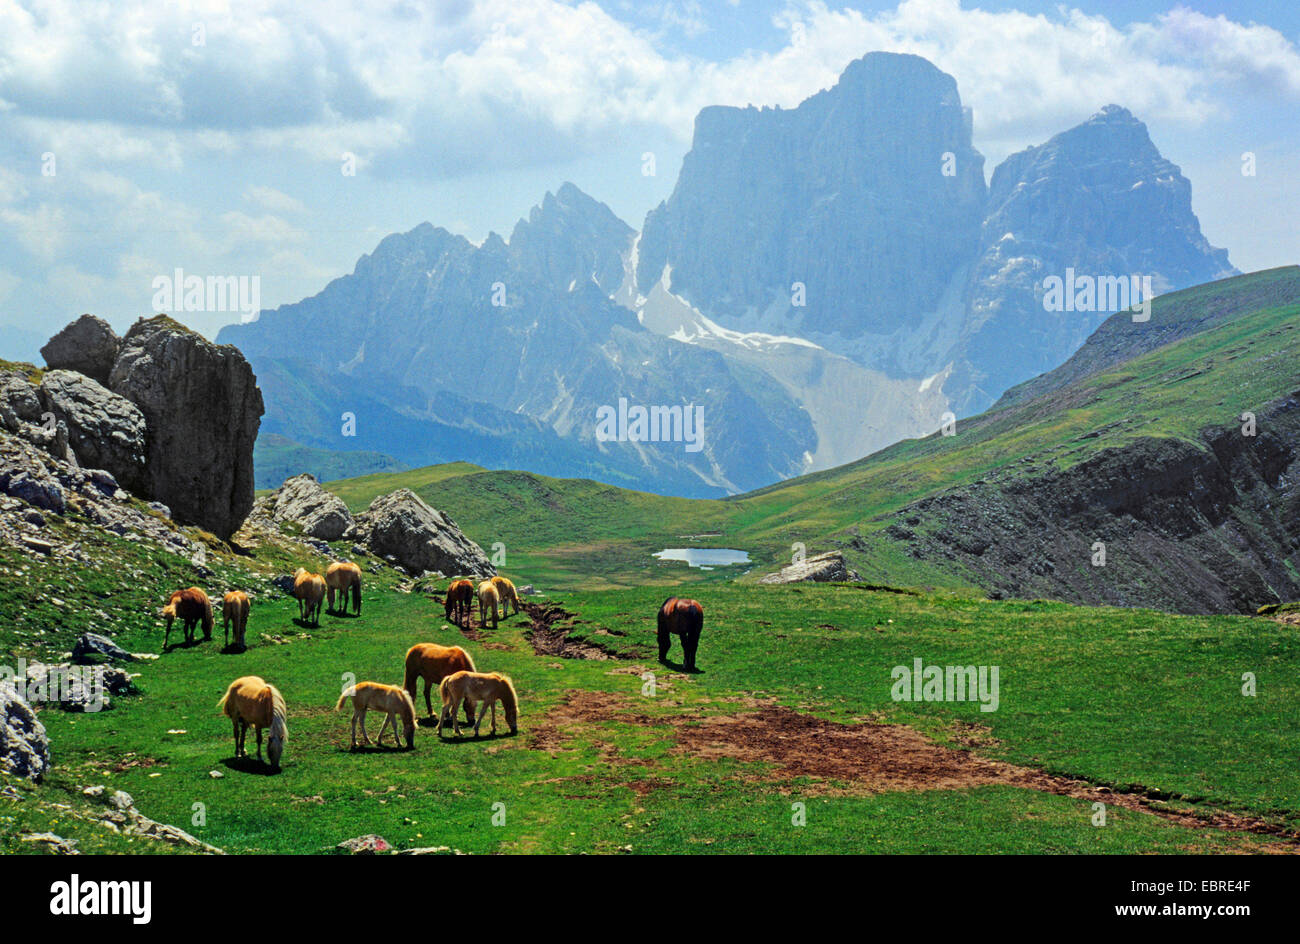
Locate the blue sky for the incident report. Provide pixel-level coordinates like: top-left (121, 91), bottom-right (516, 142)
top-left (1, 0), bottom-right (1297, 350)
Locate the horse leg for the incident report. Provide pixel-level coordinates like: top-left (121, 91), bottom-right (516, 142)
top-left (463, 693), bottom-right (475, 725)
top-left (683, 630), bottom-right (699, 672)
top-left (376, 712), bottom-right (392, 747)
top-left (256, 726), bottom-right (263, 762)
top-left (490, 700), bottom-right (497, 735)
top-left (350, 710), bottom-right (358, 749)
top-left (451, 695), bottom-right (465, 737)
top-left (473, 699), bottom-right (491, 737)
top-left (358, 707), bottom-right (371, 746)
top-left (658, 626), bottom-right (672, 664)
top-left (424, 678), bottom-right (434, 718)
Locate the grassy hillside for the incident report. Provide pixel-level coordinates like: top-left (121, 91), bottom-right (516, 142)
top-left (322, 267), bottom-right (1300, 600)
top-left (5, 522), bottom-right (1297, 853)
top-left (254, 434), bottom-right (408, 489)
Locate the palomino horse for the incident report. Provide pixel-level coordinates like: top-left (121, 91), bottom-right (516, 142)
top-left (403, 643), bottom-right (477, 723)
top-left (163, 587), bottom-right (213, 648)
top-left (477, 580), bottom-right (500, 630)
top-left (490, 576), bottom-right (521, 617)
top-left (437, 670), bottom-right (519, 738)
top-left (657, 596), bottom-right (704, 672)
top-left (444, 579), bottom-right (475, 625)
top-left (222, 591), bottom-right (250, 650)
top-left (293, 568), bottom-right (326, 626)
top-left (218, 676), bottom-right (288, 769)
top-left (335, 681), bottom-right (416, 750)
top-left (325, 561), bottom-right (362, 615)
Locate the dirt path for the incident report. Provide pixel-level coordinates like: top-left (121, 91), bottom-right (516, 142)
top-left (532, 689), bottom-right (1299, 849)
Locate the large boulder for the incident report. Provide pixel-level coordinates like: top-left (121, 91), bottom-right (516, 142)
top-left (108, 316), bottom-right (264, 540)
top-left (272, 473), bottom-right (353, 540)
top-left (1, 680), bottom-right (50, 781)
top-left (37, 370), bottom-right (147, 493)
top-left (758, 550), bottom-right (860, 585)
top-left (39, 314), bottom-right (121, 385)
top-left (348, 488), bottom-right (493, 577)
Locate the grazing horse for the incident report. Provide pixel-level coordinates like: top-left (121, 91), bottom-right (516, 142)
top-left (477, 580), bottom-right (500, 630)
top-left (444, 579), bottom-right (475, 625)
top-left (490, 576), bottom-right (521, 617)
top-left (657, 596), bottom-right (704, 672)
top-left (222, 590), bottom-right (250, 650)
top-left (325, 561), bottom-right (363, 615)
top-left (218, 676), bottom-right (288, 769)
top-left (162, 587), bottom-right (213, 648)
top-left (293, 568), bottom-right (326, 626)
top-left (335, 681), bottom-right (416, 750)
top-left (437, 670), bottom-right (519, 738)
top-left (403, 643), bottom-right (477, 723)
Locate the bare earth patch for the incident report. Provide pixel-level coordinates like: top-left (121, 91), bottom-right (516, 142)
top-left (534, 689), bottom-right (1299, 848)
top-left (523, 602), bottom-right (624, 660)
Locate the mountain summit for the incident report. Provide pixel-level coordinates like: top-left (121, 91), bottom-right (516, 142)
top-left (222, 52), bottom-right (1237, 495)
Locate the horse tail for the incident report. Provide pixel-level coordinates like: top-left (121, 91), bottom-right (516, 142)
top-left (456, 646), bottom-right (476, 672)
top-left (687, 600), bottom-right (704, 634)
top-left (202, 594), bottom-right (215, 635)
top-left (335, 685), bottom-right (356, 711)
top-left (217, 680), bottom-right (237, 713)
top-left (403, 646), bottom-right (420, 698)
top-left (351, 574), bottom-right (362, 614)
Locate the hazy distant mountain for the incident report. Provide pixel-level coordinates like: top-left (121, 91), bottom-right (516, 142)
top-left (222, 52), bottom-right (1236, 497)
top-left (220, 185), bottom-right (814, 496)
top-left (635, 53), bottom-right (1235, 417)
top-left (951, 104), bottom-right (1238, 412)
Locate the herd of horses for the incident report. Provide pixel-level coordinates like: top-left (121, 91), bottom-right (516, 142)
top-left (443, 576), bottom-right (522, 629)
top-left (159, 562), bottom-right (702, 770)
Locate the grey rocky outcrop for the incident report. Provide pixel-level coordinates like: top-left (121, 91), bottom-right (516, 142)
top-left (37, 369), bottom-right (147, 493)
top-left (82, 785), bottom-right (223, 853)
top-left (347, 488), bottom-right (493, 578)
top-left (1, 681), bottom-right (50, 781)
top-left (271, 473), bottom-right (353, 540)
top-left (39, 314), bottom-right (121, 385)
top-left (108, 316), bottom-right (264, 540)
top-left (71, 632), bottom-right (137, 665)
top-left (759, 550), bottom-right (860, 584)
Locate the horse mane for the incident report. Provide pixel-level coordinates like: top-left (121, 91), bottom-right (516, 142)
top-left (397, 688), bottom-right (417, 727)
top-left (495, 674), bottom-right (518, 717)
top-left (267, 684), bottom-right (288, 745)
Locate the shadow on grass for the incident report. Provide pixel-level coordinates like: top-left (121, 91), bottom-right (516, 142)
top-left (220, 756), bottom-right (282, 776)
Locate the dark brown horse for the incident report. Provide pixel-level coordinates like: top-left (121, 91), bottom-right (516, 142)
top-left (444, 579), bottom-right (475, 625)
top-left (163, 587), bottom-right (214, 648)
top-left (657, 597), bottom-right (704, 672)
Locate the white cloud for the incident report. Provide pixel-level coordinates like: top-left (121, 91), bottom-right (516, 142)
top-left (0, 0), bottom-right (1296, 343)
top-left (3, 0), bottom-right (1296, 173)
